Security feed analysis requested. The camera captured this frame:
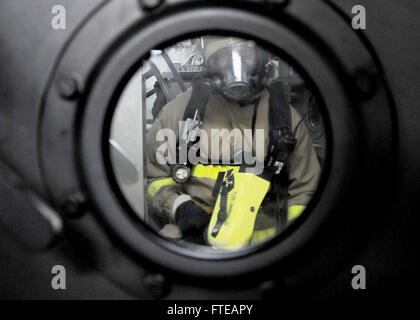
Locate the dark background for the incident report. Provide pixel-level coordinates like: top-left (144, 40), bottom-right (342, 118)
top-left (0, 0), bottom-right (419, 300)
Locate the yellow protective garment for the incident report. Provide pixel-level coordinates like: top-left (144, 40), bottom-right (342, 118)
top-left (207, 170), bottom-right (271, 249)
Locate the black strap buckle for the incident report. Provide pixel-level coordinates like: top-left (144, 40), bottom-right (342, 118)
top-left (266, 128), bottom-right (296, 175)
top-left (211, 169), bottom-right (235, 237)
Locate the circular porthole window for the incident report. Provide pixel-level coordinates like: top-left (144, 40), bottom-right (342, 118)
top-left (42, 1), bottom-right (394, 291)
top-left (109, 35), bottom-right (327, 254)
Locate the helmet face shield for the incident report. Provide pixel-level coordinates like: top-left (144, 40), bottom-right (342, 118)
top-left (206, 41), bottom-right (270, 103)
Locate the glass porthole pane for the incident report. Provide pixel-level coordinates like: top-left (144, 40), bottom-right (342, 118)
top-left (109, 35), bottom-right (326, 253)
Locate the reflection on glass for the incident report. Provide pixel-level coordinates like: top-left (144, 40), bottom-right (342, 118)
top-left (110, 36), bottom-right (326, 253)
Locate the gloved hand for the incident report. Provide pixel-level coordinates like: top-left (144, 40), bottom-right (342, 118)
top-left (175, 200), bottom-right (211, 235)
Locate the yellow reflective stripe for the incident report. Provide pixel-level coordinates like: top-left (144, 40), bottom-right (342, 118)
top-left (191, 164), bottom-right (240, 180)
top-left (147, 178), bottom-right (176, 198)
top-left (288, 205), bottom-right (306, 220)
top-left (250, 206), bottom-right (306, 244)
top-left (250, 227), bottom-right (276, 244)
top-left (147, 165), bottom-right (239, 198)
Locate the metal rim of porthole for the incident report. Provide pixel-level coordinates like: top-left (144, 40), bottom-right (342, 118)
top-left (39, 0), bottom-right (396, 291)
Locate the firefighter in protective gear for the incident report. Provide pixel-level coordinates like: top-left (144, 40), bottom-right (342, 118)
top-left (145, 37), bottom-right (321, 248)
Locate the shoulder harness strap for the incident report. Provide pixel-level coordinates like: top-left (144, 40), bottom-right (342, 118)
top-left (266, 80), bottom-right (297, 229)
top-left (172, 72), bottom-right (212, 182)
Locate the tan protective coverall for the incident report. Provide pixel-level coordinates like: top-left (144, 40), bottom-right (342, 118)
top-left (145, 88), bottom-right (320, 231)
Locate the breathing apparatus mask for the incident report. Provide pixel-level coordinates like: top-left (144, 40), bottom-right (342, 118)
top-left (205, 38), bottom-right (271, 105)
